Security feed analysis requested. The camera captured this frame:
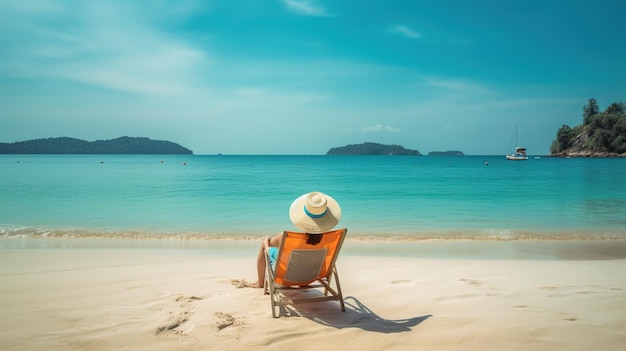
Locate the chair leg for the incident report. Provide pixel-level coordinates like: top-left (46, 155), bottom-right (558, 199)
top-left (263, 249), bottom-right (271, 295)
top-left (333, 268), bottom-right (346, 312)
top-left (264, 250), bottom-right (280, 317)
top-left (269, 288), bottom-right (278, 318)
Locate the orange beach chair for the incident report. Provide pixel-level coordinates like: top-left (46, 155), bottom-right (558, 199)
top-left (264, 228), bottom-right (348, 318)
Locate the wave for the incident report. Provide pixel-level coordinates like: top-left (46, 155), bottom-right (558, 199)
top-left (2, 226), bottom-right (625, 242)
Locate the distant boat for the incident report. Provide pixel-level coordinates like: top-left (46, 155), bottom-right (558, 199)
top-left (506, 126), bottom-right (528, 161)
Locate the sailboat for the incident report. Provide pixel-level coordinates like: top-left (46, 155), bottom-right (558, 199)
top-left (506, 126), bottom-right (528, 160)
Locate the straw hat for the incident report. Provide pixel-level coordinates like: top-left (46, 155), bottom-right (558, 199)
top-left (289, 192), bottom-right (341, 233)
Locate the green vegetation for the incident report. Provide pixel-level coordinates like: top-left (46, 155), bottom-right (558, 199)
top-left (0, 136), bottom-right (193, 154)
top-left (327, 142), bottom-right (420, 155)
top-left (551, 98), bottom-right (626, 156)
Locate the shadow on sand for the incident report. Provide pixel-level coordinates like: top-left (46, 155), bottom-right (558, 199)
top-left (278, 295), bottom-right (431, 333)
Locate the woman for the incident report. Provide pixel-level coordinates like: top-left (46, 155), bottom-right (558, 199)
top-left (249, 191), bottom-right (342, 288)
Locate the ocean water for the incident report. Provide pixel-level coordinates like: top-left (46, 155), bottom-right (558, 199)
top-left (1, 154), bottom-right (625, 241)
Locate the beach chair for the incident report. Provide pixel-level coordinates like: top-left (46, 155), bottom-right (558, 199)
top-left (263, 228), bottom-right (347, 318)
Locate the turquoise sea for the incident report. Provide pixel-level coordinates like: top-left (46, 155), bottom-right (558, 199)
top-left (1, 154), bottom-right (626, 242)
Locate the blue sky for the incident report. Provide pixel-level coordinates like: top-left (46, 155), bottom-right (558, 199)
top-left (1, 0), bottom-right (624, 155)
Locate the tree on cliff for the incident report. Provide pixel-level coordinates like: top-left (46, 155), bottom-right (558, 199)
top-left (582, 98), bottom-right (600, 125)
top-left (551, 99), bottom-right (626, 156)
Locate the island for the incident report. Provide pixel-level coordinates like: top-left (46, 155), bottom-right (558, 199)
top-left (427, 151), bottom-right (465, 156)
top-left (0, 136), bottom-right (193, 154)
top-left (327, 142), bottom-right (420, 155)
top-left (551, 98), bottom-right (626, 157)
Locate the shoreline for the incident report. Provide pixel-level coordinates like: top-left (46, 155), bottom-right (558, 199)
top-left (2, 226), bottom-right (625, 241)
top-left (3, 237), bottom-right (626, 260)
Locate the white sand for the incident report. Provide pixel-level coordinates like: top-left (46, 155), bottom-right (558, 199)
top-left (1, 243), bottom-right (625, 350)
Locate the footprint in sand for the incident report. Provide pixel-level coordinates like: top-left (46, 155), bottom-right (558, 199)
top-left (175, 295), bottom-right (203, 303)
top-left (155, 294), bottom-right (204, 335)
top-left (458, 278), bottom-right (482, 287)
top-left (230, 279), bottom-right (256, 288)
top-left (215, 312), bottom-right (242, 331)
top-left (156, 314), bottom-right (190, 335)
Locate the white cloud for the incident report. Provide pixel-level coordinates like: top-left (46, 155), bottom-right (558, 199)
top-left (390, 25), bottom-right (422, 39)
top-left (0, 0), bottom-right (211, 96)
top-left (280, 0), bottom-right (332, 17)
top-left (362, 124), bottom-right (399, 133)
top-left (420, 76), bottom-right (491, 96)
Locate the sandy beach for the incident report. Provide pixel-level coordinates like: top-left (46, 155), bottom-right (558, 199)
top-left (1, 239), bottom-right (625, 350)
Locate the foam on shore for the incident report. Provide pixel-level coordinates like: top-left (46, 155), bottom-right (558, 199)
top-left (2, 226), bottom-right (625, 241)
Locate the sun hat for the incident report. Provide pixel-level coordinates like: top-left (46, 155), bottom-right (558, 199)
top-left (289, 192), bottom-right (341, 233)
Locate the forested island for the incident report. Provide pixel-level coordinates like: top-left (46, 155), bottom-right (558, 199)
top-left (427, 151), bottom-right (465, 156)
top-left (0, 137), bottom-right (193, 154)
top-left (551, 99), bottom-right (626, 157)
top-left (327, 142), bottom-right (420, 155)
